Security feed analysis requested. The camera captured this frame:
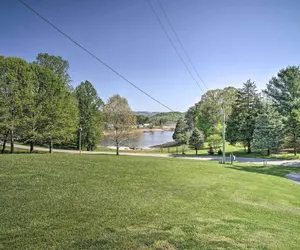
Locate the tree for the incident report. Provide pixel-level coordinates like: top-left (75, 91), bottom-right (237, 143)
top-left (103, 95), bottom-right (137, 155)
top-left (195, 87), bottom-right (237, 138)
top-left (173, 118), bottom-right (188, 153)
top-left (253, 105), bottom-right (284, 155)
top-left (264, 66), bottom-right (300, 155)
top-left (185, 105), bottom-right (197, 131)
top-left (206, 134), bottom-right (222, 154)
top-left (136, 115), bottom-right (149, 125)
top-left (34, 53), bottom-right (71, 86)
top-left (0, 57), bottom-right (34, 153)
top-left (75, 81), bottom-right (104, 151)
top-left (227, 80), bottom-right (262, 153)
top-left (188, 128), bottom-right (204, 154)
top-left (18, 63), bottom-right (45, 153)
top-left (149, 112), bottom-right (183, 126)
top-left (34, 65), bottom-right (78, 153)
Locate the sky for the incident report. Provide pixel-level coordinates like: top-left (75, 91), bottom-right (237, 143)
top-left (1, 0), bottom-right (300, 112)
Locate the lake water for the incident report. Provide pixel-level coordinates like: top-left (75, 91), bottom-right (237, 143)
top-left (101, 131), bottom-right (174, 148)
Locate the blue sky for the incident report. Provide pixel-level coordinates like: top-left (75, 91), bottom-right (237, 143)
top-left (1, 0), bottom-right (300, 112)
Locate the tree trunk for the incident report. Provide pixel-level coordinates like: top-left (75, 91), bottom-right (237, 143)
top-left (49, 141), bottom-right (53, 154)
top-left (267, 149), bottom-right (270, 156)
top-left (247, 141), bottom-right (251, 154)
top-left (116, 144), bottom-right (119, 156)
top-left (30, 142), bottom-right (34, 153)
top-left (196, 148), bottom-right (198, 155)
top-left (1, 139), bottom-right (6, 154)
top-left (10, 129), bottom-right (14, 154)
top-left (1, 131), bottom-right (9, 154)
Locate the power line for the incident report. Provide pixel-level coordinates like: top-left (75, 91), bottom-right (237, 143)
top-left (17, 0), bottom-right (174, 112)
top-left (145, 0), bottom-right (206, 94)
top-left (157, 0), bottom-right (210, 91)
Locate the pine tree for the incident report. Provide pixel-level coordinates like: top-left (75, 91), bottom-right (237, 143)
top-left (227, 80), bottom-right (262, 153)
top-left (253, 105), bottom-right (284, 155)
top-left (264, 66), bottom-right (300, 155)
top-left (173, 118), bottom-right (188, 153)
top-left (188, 128), bottom-right (204, 155)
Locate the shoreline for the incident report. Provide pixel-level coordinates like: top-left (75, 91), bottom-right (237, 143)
top-left (137, 128), bottom-right (174, 133)
top-left (104, 128), bottom-right (174, 136)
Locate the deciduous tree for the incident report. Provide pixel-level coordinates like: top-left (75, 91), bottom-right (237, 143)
top-left (195, 87), bottom-right (237, 138)
top-left (0, 57), bottom-right (33, 153)
top-left (75, 81), bottom-right (104, 151)
top-left (34, 53), bottom-right (71, 86)
top-left (103, 95), bottom-right (137, 155)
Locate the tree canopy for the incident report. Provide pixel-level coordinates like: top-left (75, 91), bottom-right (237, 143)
top-left (75, 80), bottom-right (104, 151)
top-left (227, 80), bottom-right (262, 153)
top-left (103, 95), bottom-right (137, 155)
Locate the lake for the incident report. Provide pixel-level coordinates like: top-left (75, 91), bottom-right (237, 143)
top-left (100, 131), bottom-right (174, 148)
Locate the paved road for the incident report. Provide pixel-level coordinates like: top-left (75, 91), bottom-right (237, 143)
top-left (10, 144), bottom-right (300, 167)
top-left (285, 173), bottom-right (300, 184)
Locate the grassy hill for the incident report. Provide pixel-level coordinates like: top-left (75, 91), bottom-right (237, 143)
top-left (1, 154), bottom-right (300, 249)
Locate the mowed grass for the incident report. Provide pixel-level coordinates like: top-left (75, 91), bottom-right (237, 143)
top-left (0, 155), bottom-right (300, 249)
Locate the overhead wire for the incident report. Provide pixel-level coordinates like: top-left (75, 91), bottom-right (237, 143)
top-left (17, 0), bottom-right (174, 112)
top-left (145, 0), bottom-right (206, 94)
top-left (156, 0), bottom-right (209, 91)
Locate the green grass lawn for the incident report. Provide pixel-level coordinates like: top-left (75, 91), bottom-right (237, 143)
top-left (1, 154), bottom-right (300, 249)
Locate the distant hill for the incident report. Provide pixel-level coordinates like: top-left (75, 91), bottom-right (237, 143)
top-left (135, 111), bottom-right (160, 117)
top-left (135, 111), bottom-right (184, 125)
top-left (149, 112), bottom-right (184, 125)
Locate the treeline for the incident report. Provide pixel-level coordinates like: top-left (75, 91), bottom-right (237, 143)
top-left (0, 54), bottom-right (104, 153)
top-left (136, 112), bottom-right (183, 127)
top-left (174, 66), bottom-right (300, 156)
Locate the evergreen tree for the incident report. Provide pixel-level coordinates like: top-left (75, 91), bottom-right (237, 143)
top-left (188, 128), bottom-right (204, 155)
top-left (227, 80), bottom-right (262, 153)
top-left (173, 118), bottom-right (188, 153)
top-left (253, 105), bottom-right (284, 155)
top-left (264, 66), bottom-right (300, 155)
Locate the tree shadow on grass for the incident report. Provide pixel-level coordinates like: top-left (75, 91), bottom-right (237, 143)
top-left (1, 150), bottom-right (46, 155)
top-left (227, 164), bottom-right (300, 178)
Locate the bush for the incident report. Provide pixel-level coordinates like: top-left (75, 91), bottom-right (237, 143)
top-left (208, 148), bottom-right (214, 155)
top-left (218, 149), bottom-right (222, 155)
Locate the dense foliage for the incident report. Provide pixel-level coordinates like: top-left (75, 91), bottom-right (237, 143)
top-left (148, 112), bottom-right (184, 126)
top-left (75, 81), bottom-right (104, 151)
top-left (0, 54), bottom-right (105, 153)
top-left (182, 65), bottom-right (300, 156)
